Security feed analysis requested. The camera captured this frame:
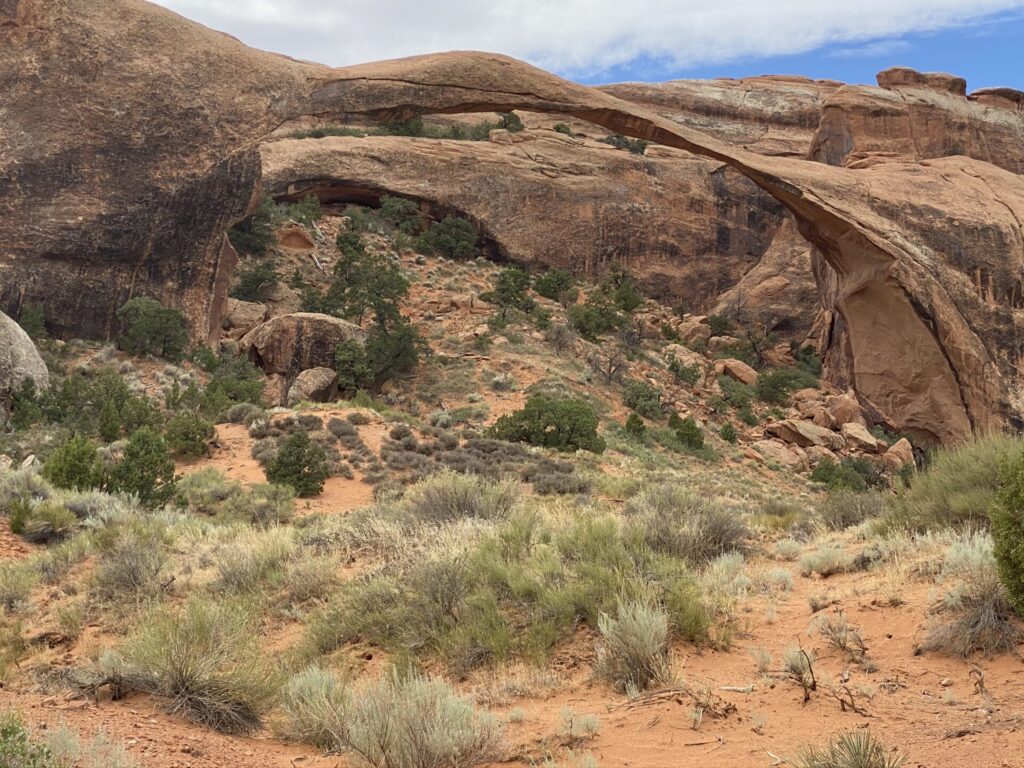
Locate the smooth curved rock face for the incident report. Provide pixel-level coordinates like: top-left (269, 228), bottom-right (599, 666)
top-left (239, 313), bottom-right (364, 378)
top-left (261, 135), bottom-right (787, 310)
top-left (4, 0), bottom-right (1024, 444)
top-left (600, 76), bottom-right (841, 157)
top-left (0, 311), bottom-right (49, 407)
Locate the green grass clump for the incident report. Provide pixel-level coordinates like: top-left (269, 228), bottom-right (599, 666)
top-left (885, 433), bottom-right (1021, 531)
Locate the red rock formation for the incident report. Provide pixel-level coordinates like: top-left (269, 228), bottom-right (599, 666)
top-left (4, 1), bottom-right (1024, 444)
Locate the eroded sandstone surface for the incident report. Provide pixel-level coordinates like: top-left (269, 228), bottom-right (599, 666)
top-left (3, 0), bottom-right (1023, 443)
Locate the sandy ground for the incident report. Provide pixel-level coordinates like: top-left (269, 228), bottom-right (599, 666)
top-left (4, 548), bottom-right (1023, 767)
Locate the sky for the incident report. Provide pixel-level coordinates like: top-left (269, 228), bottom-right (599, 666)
top-left (153, 0), bottom-right (1024, 90)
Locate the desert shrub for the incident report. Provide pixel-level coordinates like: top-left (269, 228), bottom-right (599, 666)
top-left (789, 729), bottom-right (905, 768)
top-left (0, 712), bottom-right (57, 768)
top-left (18, 500), bottom-right (77, 544)
top-left (820, 490), bottom-right (884, 530)
top-left (327, 417), bottom-right (357, 439)
top-left (625, 484), bottom-right (747, 564)
top-left (667, 356), bottom-right (700, 386)
top-left (284, 195), bottom-right (322, 227)
top-left (224, 483), bottom-right (296, 527)
top-left (379, 195), bottom-right (422, 234)
top-left (225, 402), bottom-right (262, 426)
top-left (559, 707), bottom-right (600, 743)
top-left (164, 411), bottom-right (215, 458)
top-left (279, 666), bottom-right (348, 748)
top-left (0, 471), bottom-right (53, 518)
top-left (533, 269), bottom-right (577, 304)
top-left (719, 422), bottom-right (737, 444)
top-left (799, 545), bottom-right (852, 578)
top-left (199, 356), bottom-right (266, 419)
top-left (403, 470), bottom-right (517, 523)
top-left (17, 305), bottom-right (47, 340)
top-left (594, 599), bottom-right (670, 692)
top-left (886, 433), bottom-right (1020, 531)
top-left (545, 322), bottom-right (577, 354)
top-left (0, 563), bottom-right (38, 613)
top-left (811, 458), bottom-right (879, 492)
top-left (600, 266), bottom-right (643, 313)
top-left (125, 598), bottom-right (279, 733)
top-left (755, 367), bottom-right (818, 404)
top-left (115, 298), bottom-right (188, 361)
top-left (42, 435), bottom-right (104, 492)
top-left (624, 413), bottom-right (646, 438)
top-left (228, 194), bottom-right (278, 255)
top-left (266, 432), bottom-right (329, 497)
top-left (674, 416), bottom-right (704, 450)
top-left (485, 267), bottom-right (534, 320)
top-left (622, 381), bottom-right (662, 420)
top-left (487, 396), bottom-right (605, 454)
top-left (361, 319), bottom-right (426, 389)
top-left (284, 556), bottom-right (340, 606)
top-left (417, 216), bottom-right (479, 260)
top-left (567, 294), bottom-right (621, 341)
top-left (176, 468), bottom-right (241, 515)
top-left (231, 259), bottom-right (277, 301)
top-left (599, 133), bottom-right (648, 155)
top-left (92, 520), bottom-right (168, 598)
top-left (992, 448), bottom-right (1024, 614)
top-left (707, 314), bottom-right (733, 336)
top-left (107, 427), bottom-right (176, 506)
top-left (214, 528), bottom-right (294, 592)
top-left (920, 531), bottom-right (1020, 656)
top-left (553, 123), bottom-right (573, 135)
top-left (286, 670), bottom-right (502, 767)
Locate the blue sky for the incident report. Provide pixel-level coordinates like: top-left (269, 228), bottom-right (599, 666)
top-left (584, 10), bottom-right (1024, 89)
top-left (156, 1), bottom-right (1024, 91)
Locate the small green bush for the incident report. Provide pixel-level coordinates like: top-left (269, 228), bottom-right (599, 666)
top-left (789, 730), bottom-right (905, 768)
top-left (595, 599), bottom-right (670, 692)
top-left (108, 427), bottom-right (176, 506)
top-left (625, 413), bottom-right (646, 438)
top-left (625, 484), bottom-right (747, 564)
top-left (667, 356), bottom-right (700, 386)
top-left (417, 216), bottom-right (479, 260)
top-left (707, 314), bottom-right (733, 336)
top-left (17, 306), bottom-right (47, 340)
top-left (675, 417), bottom-right (704, 450)
top-left (115, 298), bottom-right (188, 361)
top-left (0, 712), bottom-right (57, 768)
top-left (487, 395), bottom-right (605, 454)
top-left (990, 450), bottom-right (1024, 615)
top-left (567, 294), bottom-right (622, 340)
top-left (533, 269), bottom-right (577, 304)
top-left (485, 267), bottom-right (534, 319)
top-left (227, 194), bottom-right (278, 256)
top-left (379, 195), bottom-right (422, 234)
top-left (266, 432), bottom-right (329, 497)
top-left (42, 435), bottom-right (104, 492)
top-left (402, 470), bottom-right (517, 523)
top-left (600, 134), bottom-right (648, 155)
top-left (886, 433), bottom-right (1018, 531)
top-left (622, 381), bottom-right (662, 420)
top-left (755, 367), bottom-right (819, 405)
top-left (165, 412), bottom-right (215, 458)
top-left (820, 490), bottom-right (884, 530)
top-left (126, 599), bottom-right (279, 733)
top-left (284, 195), bottom-right (322, 227)
top-left (230, 259), bottom-right (277, 301)
top-left (719, 422), bottom-right (737, 444)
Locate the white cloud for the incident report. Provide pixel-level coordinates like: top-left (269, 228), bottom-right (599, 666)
top-left (151, 0), bottom-right (1024, 78)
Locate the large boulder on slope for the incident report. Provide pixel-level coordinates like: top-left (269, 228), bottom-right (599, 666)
top-left (239, 313), bottom-right (364, 377)
top-left (1, 311), bottom-right (49, 409)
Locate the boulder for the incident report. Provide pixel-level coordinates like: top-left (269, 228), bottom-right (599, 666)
top-left (805, 445), bottom-right (839, 467)
top-left (262, 374), bottom-right (289, 408)
top-left (288, 368), bottom-right (339, 405)
top-left (883, 438), bottom-right (915, 470)
top-left (222, 298), bottom-right (269, 340)
top-left (677, 318), bottom-right (712, 346)
top-left (827, 393), bottom-right (865, 428)
top-left (841, 422), bottom-right (885, 454)
top-left (714, 358), bottom-right (758, 386)
top-left (809, 408), bottom-right (836, 429)
top-left (765, 419), bottom-right (845, 451)
top-left (1, 312), bottom-right (49, 410)
top-left (240, 313), bottom-right (364, 377)
top-left (750, 439), bottom-right (808, 471)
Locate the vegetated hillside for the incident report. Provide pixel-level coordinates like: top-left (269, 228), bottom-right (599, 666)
top-left (3, 201), bottom-right (1024, 768)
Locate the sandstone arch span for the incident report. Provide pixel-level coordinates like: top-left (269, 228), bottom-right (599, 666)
top-left (4, 0), bottom-right (1022, 442)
